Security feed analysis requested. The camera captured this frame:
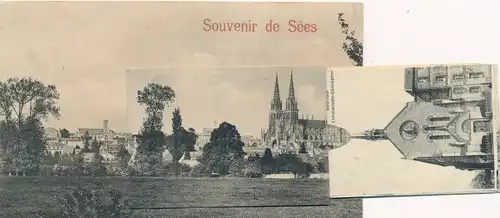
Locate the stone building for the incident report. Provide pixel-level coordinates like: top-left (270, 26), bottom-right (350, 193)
top-left (260, 72), bottom-right (350, 154)
top-left (384, 64), bottom-right (496, 170)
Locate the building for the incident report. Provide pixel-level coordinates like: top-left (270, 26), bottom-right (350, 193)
top-left (45, 127), bottom-right (63, 154)
top-left (241, 135), bottom-right (260, 147)
top-left (75, 120), bottom-right (116, 141)
top-left (383, 64), bottom-right (497, 170)
top-left (46, 141), bottom-right (65, 154)
top-left (260, 72), bottom-right (350, 154)
top-left (196, 127), bottom-right (216, 149)
top-left (45, 127), bottom-right (60, 142)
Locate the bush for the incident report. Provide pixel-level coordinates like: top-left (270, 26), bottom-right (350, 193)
top-left (292, 162), bottom-right (314, 179)
top-left (190, 164), bottom-right (210, 177)
top-left (244, 162), bottom-right (263, 178)
top-left (39, 183), bottom-right (132, 218)
top-left (315, 157), bottom-right (329, 173)
top-left (39, 164), bottom-right (55, 176)
top-left (471, 170), bottom-right (494, 189)
top-left (162, 162), bottom-right (192, 176)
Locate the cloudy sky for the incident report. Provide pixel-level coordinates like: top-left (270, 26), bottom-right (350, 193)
top-left (0, 2), bottom-right (362, 133)
top-left (126, 66), bottom-right (326, 136)
top-left (330, 66), bottom-right (483, 197)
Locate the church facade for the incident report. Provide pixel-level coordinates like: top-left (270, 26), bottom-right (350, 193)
top-left (260, 72), bottom-right (350, 154)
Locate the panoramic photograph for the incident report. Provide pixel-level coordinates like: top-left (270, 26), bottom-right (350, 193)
top-left (329, 64), bottom-right (500, 198)
top-left (0, 1), bottom-right (363, 217)
top-left (124, 65), bottom-right (352, 209)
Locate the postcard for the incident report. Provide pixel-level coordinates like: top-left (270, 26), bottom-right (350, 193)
top-left (0, 1), bottom-right (363, 217)
top-left (328, 64), bottom-right (500, 198)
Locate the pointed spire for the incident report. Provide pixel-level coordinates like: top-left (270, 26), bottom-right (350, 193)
top-left (285, 71), bottom-right (298, 111)
top-left (271, 72), bottom-right (282, 110)
top-left (288, 71), bottom-right (295, 99)
top-left (273, 73), bottom-right (281, 100)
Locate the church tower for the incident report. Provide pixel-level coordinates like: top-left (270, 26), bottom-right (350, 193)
top-left (284, 71), bottom-right (299, 124)
top-left (269, 73), bottom-right (283, 133)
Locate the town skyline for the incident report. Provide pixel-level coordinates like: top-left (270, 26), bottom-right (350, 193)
top-left (126, 66), bottom-right (327, 136)
top-left (1, 66), bottom-right (328, 137)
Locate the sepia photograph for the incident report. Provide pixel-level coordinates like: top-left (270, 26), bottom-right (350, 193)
top-left (329, 64), bottom-right (500, 198)
top-left (125, 66), bottom-right (356, 216)
top-left (0, 1), bottom-right (363, 217)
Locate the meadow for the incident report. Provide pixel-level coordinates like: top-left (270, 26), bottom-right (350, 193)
top-left (0, 177), bottom-right (362, 218)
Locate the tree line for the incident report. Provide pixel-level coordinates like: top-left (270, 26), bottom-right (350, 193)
top-left (0, 14), bottom-right (360, 179)
top-left (128, 82), bottom-right (329, 178)
top-left (0, 77), bottom-right (326, 178)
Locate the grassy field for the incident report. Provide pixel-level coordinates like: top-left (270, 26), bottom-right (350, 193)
top-left (0, 177), bottom-right (362, 218)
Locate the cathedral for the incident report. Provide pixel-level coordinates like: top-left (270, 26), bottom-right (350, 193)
top-left (260, 72), bottom-right (349, 154)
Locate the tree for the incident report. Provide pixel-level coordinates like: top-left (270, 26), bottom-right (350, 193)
top-left (40, 152), bottom-right (57, 176)
top-left (228, 157), bottom-right (246, 177)
top-left (82, 131), bottom-right (91, 151)
top-left (53, 151), bottom-right (61, 161)
top-left (0, 77), bottom-right (60, 124)
top-left (0, 77), bottom-right (60, 176)
top-left (88, 149), bottom-right (107, 176)
top-left (183, 128), bottom-right (198, 160)
top-left (116, 145), bottom-right (131, 174)
top-left (298, 143), bottom-right (307, 153)
top-left (134, 83), bottom-right (175, 176)
top-left (337, 13), bottom-right (363, 66)
top-left (260, 148), bottom-right (275, 174)
top-left (243, 161), bottom-right (263, 178)
top-left (197, 122), bottom-right (246, 176)
top-left (90, 138), bottom-right (100, 152)
top-left (247, 153), bottom-right (261, 162)
top-left (166, 108), bottom-right (198, 163)
top-left (60, 128), bottom-right (70, 138)
top-left (171, 107), bottom-right (183, 163)
top-left (274, 153), bottom-right (313, 178)
top-left (135, 122), bottom-right (166, 176)
top-left (291, 162), bottom-right (314, 179)
top-left (316, 160), bottom-right (328, 173)
top-left (0, 120), bottom-right (17, 175)
top-left (137, 83), bottom-right (175, 115)
top-left (71, 150), bottom-right (84, 176)
top-left (13, 118), bottom-right (47, 175)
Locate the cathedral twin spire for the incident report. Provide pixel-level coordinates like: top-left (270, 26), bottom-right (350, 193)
top-left (285, 72), bottom-right (297, 111)
top-left (271, 71), bottom-right (297, 111)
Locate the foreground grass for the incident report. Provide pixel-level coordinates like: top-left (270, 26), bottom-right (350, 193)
top-left (0, 176), bottom-right (361, 217)
top-left (135, 203), bottom-right (362, 218)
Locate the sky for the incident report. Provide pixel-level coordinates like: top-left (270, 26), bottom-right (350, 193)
top-left (0, 2), bottom-right (362, 134)
top-left (126, 66), bottom-right (326, 136)
top-left (329, 66), bottom-right (482, 197)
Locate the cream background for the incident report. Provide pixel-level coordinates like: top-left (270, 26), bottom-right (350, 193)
top-left (329, 66), bottom-right (488, 197)
top-left (0, 2), bottom-right (362, 133)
